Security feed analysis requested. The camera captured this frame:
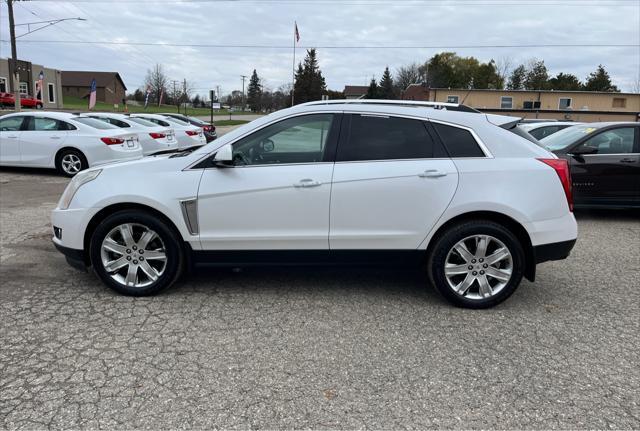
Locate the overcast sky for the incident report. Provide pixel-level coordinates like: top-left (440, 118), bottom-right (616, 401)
top-left (1, 0), bottom-right (639, 96)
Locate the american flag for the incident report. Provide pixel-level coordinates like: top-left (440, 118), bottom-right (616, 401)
top-left (88, 78), bottom-right (97, 110)
top-left (295, 22), bottom-right (300, 43)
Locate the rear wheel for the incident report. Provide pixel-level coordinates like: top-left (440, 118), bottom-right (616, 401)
top-left (56, 149), bottom-right (87, 177)
top-left (427, 220), bottom-right (525, 308)
top-left (89, 210), bottom-right (184, 296)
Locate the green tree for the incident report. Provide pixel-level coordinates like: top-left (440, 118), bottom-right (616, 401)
top-left (420, 52), bottom-right (502, 89)
top-left (507, 65), bottom-right (526, 90)
top-left (524, 60), bottom-right (549, 90)
top-left (379, 67), bottom-right (395, 99)
top-left (247, 69), bottom-right (262, 112)
top-left (293, 49), bottom-right (326, 104)
top-left (365, 78), bottom-right (379, 99)
top-left (548, 73), bottom-right (583, 91)
top-left (584, 65), bottom-right (619, 92)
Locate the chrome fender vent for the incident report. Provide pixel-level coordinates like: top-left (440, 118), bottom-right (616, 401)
top-left (180, 199), bottom-right (199, 235)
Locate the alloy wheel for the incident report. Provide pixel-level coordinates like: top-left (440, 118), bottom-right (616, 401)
top-left (444, 234), bottom-right (513, 300)
top-left (100, 223), bottom-right (167, 288)
top-left (61, 154), bottom-right (82, 175)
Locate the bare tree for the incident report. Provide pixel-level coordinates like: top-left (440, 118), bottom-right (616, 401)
top-left (394, 63), bottom-right (421, 95)
top-left (495, 56), bottom-right (513, 90)
top-left (631, 77), bottom-right (640, 94)
top-left (144, 64), bottom-right (168, 104)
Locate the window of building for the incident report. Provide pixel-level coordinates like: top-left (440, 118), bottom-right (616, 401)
top-left (446, 95), bottom-right (459, 104)
top-left (19, 82), bottom-right (28, 94)
top-left (500, 96), bottom-right (513, 109)
top-left (612, 98), bottom-right (627, 108)
top-left (0, 77), bottom-right (7, 93)
top-left (432, 123), bottom-right (485, 158)
top-left (47, 83), bottom-right (56, 103)
top-left (559, 98), bottom-right (572, 109)
top-left (337, 115), bottom-right (438, 162)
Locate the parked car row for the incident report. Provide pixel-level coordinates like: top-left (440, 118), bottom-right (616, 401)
top-left (0, 111), bottom-right (214, 176)
top-left (517, 121), bottom-right (639, 208)
top-left (0, 92), bottom-right (44, 109)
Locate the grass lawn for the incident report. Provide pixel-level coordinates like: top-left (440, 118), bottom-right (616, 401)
top-left (215, 120), bottom-right (250, 126)
top-left (61, 96), bottom-right (255, 116)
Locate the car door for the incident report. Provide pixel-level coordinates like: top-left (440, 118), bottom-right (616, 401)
top-left (0, 116), bottom-right (27, 164)
top-left (20, 117), bottom-right (69, 166)
top-left (197, 113), bottom-right (339, 252)
top-left (329, 114), bottom-right (458, 250)
top-left (568, 126), bottom-right (638, 205)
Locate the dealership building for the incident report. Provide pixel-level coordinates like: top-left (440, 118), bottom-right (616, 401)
top-left (0, 57), bottom-right (64, 109)
top-left (401, 84), bottom-right (640, 122)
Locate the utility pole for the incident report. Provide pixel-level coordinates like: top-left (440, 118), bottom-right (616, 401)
top-left (7, 0), bottom-right (21, 112)
top-left (240, 75), bottom-right (247, 112)
top-left (171, 80), bottom-right (179, 113)
top-left (183, 78), bottom-right (187, 116)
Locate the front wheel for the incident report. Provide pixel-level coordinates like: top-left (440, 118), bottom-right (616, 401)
top-left (427, 220), bottom-right (525, 309)
top-left (89, 210), bottom-right (184, 296)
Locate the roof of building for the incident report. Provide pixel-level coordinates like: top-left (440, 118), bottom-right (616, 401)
top-left (61, 71), bottom-right (127, 91)
top-left (343, 85), bottom-right (369, 97)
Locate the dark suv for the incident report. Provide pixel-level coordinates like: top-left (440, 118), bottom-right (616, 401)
top-left (161, 113), bottom-right (217, 142)
top-left (541, 122), bottom-right (639, 208)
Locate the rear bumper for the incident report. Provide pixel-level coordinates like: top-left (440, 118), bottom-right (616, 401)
top-left (534, 239), bottom-right (576, 264)
top-left (53, 241), bottom-right (87, 271)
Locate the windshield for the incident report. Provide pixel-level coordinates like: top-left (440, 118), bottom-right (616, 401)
top-left (73, 117), bottom-right (119, 130)
top-left (128, 117), bottom-right (158, 127)
top-left (541, 125), bottom-right (600, 151)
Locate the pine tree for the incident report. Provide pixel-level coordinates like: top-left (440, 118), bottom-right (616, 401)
top-left (507, 65), bottom-right (526, 90)
top-left (524, 60), bottom-right (549, 90)
top-left (379, 67), bottom-right (395, 99)
top-left (548, 73), bottom-right (583, 91)
top-left (246, 69), bottom-right (262, 112)
top-left (584, 65), bottom-right (619, 92)
top-left (365, 78), bottom-right (379, 99)
top-left (293, 49), bottom-right (326, 104)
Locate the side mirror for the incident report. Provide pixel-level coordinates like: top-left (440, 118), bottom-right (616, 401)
top-left (569, 145), bottom-right (598, 156)
top-left (213, 144), bottom-right (233, 167)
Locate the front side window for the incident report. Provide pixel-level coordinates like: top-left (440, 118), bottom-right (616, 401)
top-left (432, 123), bottom-right (485, 157)
top-left (232, 114), bottom-right (334, 166)
top-left (446, 95), bottom-right (459, 103)
top-left (338, 115), bottom-right (437, 162)
top-left (577, 127), bottom-right (636, 155)
top-left (500, 96), bottom-right (513, 109)
top-left (0, 116), bottom-right (26, 131)
top-left (559, 98), bottom-right (572, 109)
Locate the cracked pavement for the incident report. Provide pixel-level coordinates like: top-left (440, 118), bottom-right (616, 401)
top-left (1, 168), bottom-right (639, 429)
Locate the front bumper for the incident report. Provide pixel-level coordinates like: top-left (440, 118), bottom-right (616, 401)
top-left (53, 241), bottom-right (87, 271)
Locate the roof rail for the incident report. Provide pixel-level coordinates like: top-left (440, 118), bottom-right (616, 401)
top-left (299, 99), bottom-right (481, 113)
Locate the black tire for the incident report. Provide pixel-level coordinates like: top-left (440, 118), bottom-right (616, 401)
top-left (427, 220), bottom-right (525, 309)
top-left (56, 149), bottom-right (88, 177)
top-left (89, 210), bottom-right (184, 296)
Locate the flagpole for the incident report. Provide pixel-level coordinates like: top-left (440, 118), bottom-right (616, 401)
top-left (291, 21), bottom-right (296, 106)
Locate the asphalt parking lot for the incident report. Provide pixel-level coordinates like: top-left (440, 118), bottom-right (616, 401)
top-left (1, 168), bottom-right (638, 429)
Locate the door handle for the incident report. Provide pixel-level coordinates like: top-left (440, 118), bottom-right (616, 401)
top-left (50, 136), bottom-right (61, 140)
top-left (418, 169), bottom-right (447, 178)
top-left (294, 179), bottom-right (321, 188)
top-left (620, 158), bottom-right (636, 163)
top-left (6, 135), bottom-right (18, 139)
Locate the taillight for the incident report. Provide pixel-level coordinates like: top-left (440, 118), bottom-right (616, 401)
top-left (537, 158), bottom-right (573, 212)
top-left (101, 137), bottom-right (125, 145)
top-left (203, 125), bottom-right (215, 132)
top-left (185, 130), bottom-right (199, 136)
top-left (149, 132), bottom-right (166, 139)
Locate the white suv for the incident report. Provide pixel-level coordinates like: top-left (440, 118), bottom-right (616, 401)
top-left (51, 100), bottom-right (577, 308)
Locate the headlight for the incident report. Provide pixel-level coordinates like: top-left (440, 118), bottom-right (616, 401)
top-left (58, 169), bottom-right (102, 210)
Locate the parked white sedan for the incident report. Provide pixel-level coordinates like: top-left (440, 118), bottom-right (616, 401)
top-left (130, 114), bottom-right (206, 150)
top-left (82, 113), bottom-right (179, 155)
top-left (0, 112), bottom-right (143, 176)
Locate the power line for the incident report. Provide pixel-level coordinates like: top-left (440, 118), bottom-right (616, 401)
top-left (2, 40), bottom-right (638, 49)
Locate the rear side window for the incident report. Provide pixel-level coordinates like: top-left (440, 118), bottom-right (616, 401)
top-left (57, 121), bottom-right (77, 131)
top-left (432, 123), bottom-right (485, 157)
top-left (338, 115), bottom-right (437, 161)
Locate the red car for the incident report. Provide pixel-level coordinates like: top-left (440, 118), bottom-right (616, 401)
top-left (0, 92), bottom-right (43, 109)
